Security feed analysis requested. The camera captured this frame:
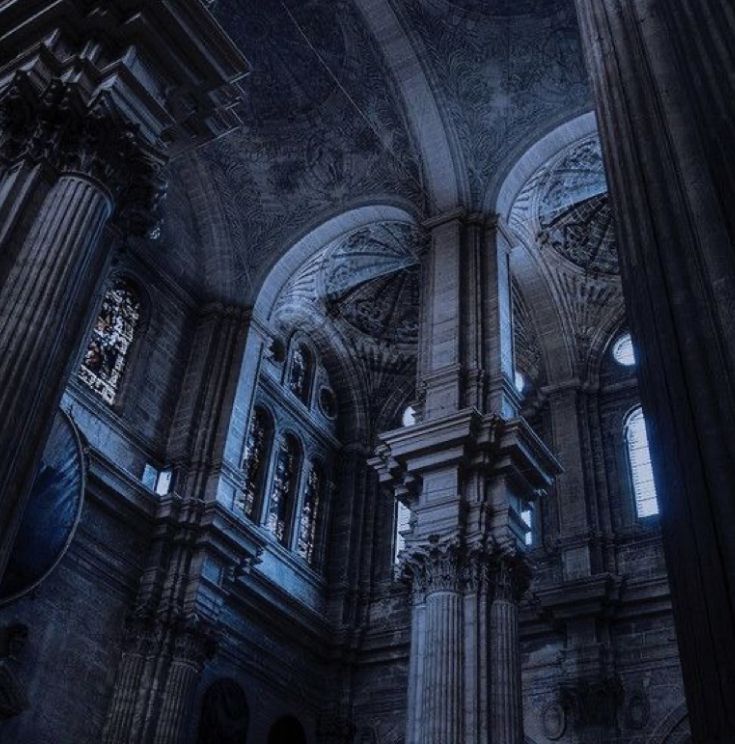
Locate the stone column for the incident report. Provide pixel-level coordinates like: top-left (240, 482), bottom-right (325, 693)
top-left (166, 304), bottom-right (251, 503)
top-left (0, 0), bottom-right (249, 582)
top-left (488, 560), bottom-right (525, 744)
top-left (102, 494), bottom-right (263, 743)
top-left (153, 626), bottom-right (215, 744)
top-left (573, 1), bottom-right (735, 737)
top-left (406, 540), bottom-right (464, 744)
top-left (372, 210), bottom-right (561, 744)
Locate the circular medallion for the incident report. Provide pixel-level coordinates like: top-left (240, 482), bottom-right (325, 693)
top-left (0, 409), bottom-right (86, 603)
top-left (541, 702), bottom-right (567, 741)
top-left (319, 387), bottom-right (338, 420)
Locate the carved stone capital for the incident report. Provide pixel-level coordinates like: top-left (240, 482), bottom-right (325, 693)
top-left (122, 609), bottom-right (218, 670)
top-left (491, 554), bottom-right (531, 603)
top-left (401, 536), bottom-right (465, 598)
top-left (0, 75), bottom-right (167, 237)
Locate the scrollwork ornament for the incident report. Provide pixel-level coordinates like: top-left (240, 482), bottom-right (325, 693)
top-left (0, 73), bottom-right (167, 238)
top-left (492, 555), bottom-right (530, 603)
top-left (401, 536), bottom-right (465, 598)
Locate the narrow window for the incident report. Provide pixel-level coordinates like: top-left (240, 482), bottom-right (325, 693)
top-left (266, 434), bottom-right (301, 545)
top-left (394, 500), bottom-right (412, 567)
top-left (521, 507), bottom-right (534, 546)
top-left (297, 461), bottom-right (324, 566)
top-left (239, 407), bottom-right (273, 520)
top-left (288, 344), bottom-right (314, 404)
top-left (401, 405), bottom-right (416, 427)
top-left (78, 279), bottom-right (141, 404)
top-left (625, 407), bottom-right (660, 518)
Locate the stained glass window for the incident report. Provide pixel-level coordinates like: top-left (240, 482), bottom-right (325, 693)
top-left (238, 407), bottom-right (273, 519)
top-left (78, 279), bottom-right (141, 404)
top-left (625, 407), bottom-right (660, 518)
top-left (288, 345), bottom-right (313, 404)
top-left (297, 462), bottom-right (324, 566)
top-left (266, 434), bottom-right (300, 545)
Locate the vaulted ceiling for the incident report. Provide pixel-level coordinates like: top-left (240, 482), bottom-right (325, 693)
top-left (153, 0), bottom-right (592, 305)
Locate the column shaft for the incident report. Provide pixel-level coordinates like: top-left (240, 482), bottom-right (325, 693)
top-left (153, 659), bottom-right (201, 744)
top-left (489, 596), bottom-right (522, 744)
top-left (101, 651), bottom-right (147, 744)
top-left (421, 590), bottom-right (463, 744)
top-left (0, 173), bottom-right (112, 575)
top-left (574, 1), bottom-right (735, 736)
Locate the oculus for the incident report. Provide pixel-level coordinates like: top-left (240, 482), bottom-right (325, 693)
top-left (319, 386), bottom-right (338, 419)
top-left (613, 332), bottom-right (636, 367)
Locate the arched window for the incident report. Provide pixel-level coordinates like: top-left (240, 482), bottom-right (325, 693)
top-left (401, 405), bottom-right (416, 427)
top-left (266, 434), bottom-right (301, 545)
top-left (297, 461), bottom-right (325, 566)
top-left (625, 407), bottom-right (660, 518)
top-left (268, 716), bottom-right (307, 744)
top-left (196, 679), bottom-right (249, 744)
top-left (288, 344), bottom-right (314, 404)
top-left (613, 332), bottom-right (636, 367)
top-left (239, 407), bottom-right (273, 520)
top-left (394, 500), bottom-right (412, 568)
top-left (78, 278), bottom-right (141, 404)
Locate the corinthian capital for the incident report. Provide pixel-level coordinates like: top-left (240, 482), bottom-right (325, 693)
top-left (401, 536), bottom-right (465, 598)
top-left (0, 75), bottom-right (167, 237)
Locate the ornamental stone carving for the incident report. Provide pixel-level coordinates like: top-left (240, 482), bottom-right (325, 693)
top-left (0, 77), bottom-right (168, 237)
top-left (402, 536), bottom-right (465, 597)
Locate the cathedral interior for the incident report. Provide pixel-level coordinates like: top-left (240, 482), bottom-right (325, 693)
top-left (0, 1), bottom-right (733, 743)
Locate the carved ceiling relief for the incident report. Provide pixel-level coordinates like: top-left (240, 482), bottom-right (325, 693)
top-left (163, 0), bottom-right (425, 301)
top-left (275, 222), bottom-right (422, 351)
top-left (400, 0), bottom-right (590, 205)
top-left (272, 221), bottom-right (422, 433)
top-left (509, 134), bottom-right (625, 376)
top-left (512, 281), bottom-right (545, 387)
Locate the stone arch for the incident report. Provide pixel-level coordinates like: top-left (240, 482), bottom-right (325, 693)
top-left (496, 112), bottom-right (618, 385)
top-left (353, 0), bottom-right (466, 211)
top-left (647, 702), bottom-right (691, 744)
top-left (222, 205), bottom-right (420, 494)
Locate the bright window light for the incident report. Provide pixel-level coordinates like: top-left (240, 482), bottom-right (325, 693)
top-left (625, 407), bottom-right (659, 518)
top-left (613, 333), bottom-right (636, 367)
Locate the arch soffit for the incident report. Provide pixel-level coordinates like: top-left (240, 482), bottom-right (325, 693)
top-left (497, 112), bottom-right (605, 385)
top-left (251, 205), bottom-right (420, 443)
top-left (353, 0), bottom-right (466, 211)
top-left (253, 204), bottom-right (418, 321)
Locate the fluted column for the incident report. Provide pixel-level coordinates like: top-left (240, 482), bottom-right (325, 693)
top-left (574, 1), bottom-right (735, 738)
top-left (405, 540), bottom-right (464, 744)
top-left (488, 561), bottom-right (524, 744)
top-left (153, 629), bottom-right (213, 744)
top-left (101, 627), bottom-right (153, 744)
top-left (0, 81), bottom-right (163, 579)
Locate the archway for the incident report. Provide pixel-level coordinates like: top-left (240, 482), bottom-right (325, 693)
top-left (267, 715), bottom-right (307, 744)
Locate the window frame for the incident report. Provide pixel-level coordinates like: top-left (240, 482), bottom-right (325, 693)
top-left (76, 273), bottom-right (149, 413)
top-left (624, 405), bottom-right (660, 520)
